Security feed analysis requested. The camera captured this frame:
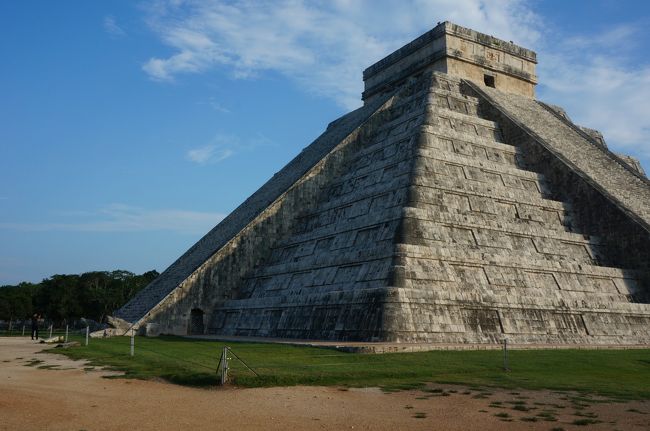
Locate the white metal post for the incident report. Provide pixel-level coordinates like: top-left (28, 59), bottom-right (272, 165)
top-left (220, 347), bottom-right (229, 385)
top-left (65, 325), bottom-right (69, 343)
top-left (85, 326), bottom-right (89, 346)
top-left (130, 333), bottom-right (135, 357)
top-left (49, 325), bottom-right (53, 338)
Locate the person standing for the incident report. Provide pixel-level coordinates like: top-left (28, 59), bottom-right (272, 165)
top-left (31, 314), bottom-right (39, 340)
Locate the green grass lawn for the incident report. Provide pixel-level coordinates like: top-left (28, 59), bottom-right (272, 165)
top-left (44, 335), bottom-right (650, 399)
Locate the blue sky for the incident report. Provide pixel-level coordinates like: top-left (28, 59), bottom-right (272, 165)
top-left (2, 0), bottom-right (649, 285)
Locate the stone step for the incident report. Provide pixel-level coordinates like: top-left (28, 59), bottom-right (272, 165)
top-left (429, 108), bottom-right (504, 143)
top-left (327, 141), bottom-right (547, 210)
top-left (294, 188), bottom-right (407, 235)
top-left (412, 170), bottom-right (560, 211)
top-left (331, 144), bottom-right (415, 186)
top-left (402, 257), bottom-right (637, 296)
top-left (421, 128), bottom-right (520, 168)
top-left (304, 176), bottom-right (576, 236)
top-left (421, 123), bottom-right (511, 151)
top-left (404, 206), bottom-right (593, 245)
top-left (367, 95), bottom-right (427, 132)
top-left (253, 237), bottom-right (637, 296)
top-left (389, 285), bottom-right (636, 312)
top-left (399, 243), bottom-right (640, 279)
top-left (409, 191), bottom-right (574, 232)
top-left (275, 210), bottom-right (402, 251)
top-left (248, 250), bottom-right (395, 286)
top-left (434, 106), bottom-right (500, 130)
top-left (426, 87), bottom-right (481, 113)
top-left (417, 146), bottom-right (545, 186)
top-left (400, 234), bottom-right (597, 267)
top-left (303, 171), bottom-right (576, 238)
top-left (218, 285), bottom-right (650, 319)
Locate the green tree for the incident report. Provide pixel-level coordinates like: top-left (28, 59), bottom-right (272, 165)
top-left (0, 269), bottom-right (158, 323)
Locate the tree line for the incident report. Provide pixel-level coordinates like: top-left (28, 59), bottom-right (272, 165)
top-left (0, 270), bottom-right (159, 324)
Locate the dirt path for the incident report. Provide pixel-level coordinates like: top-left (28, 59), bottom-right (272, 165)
top-left (1, 337), bottom-right (648, 431)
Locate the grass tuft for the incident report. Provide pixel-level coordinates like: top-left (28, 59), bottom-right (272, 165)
top-left (572, 418), bottom-right (601, 426)
top-left (512, 404), bottom-right (532, 412)
top-left (520, 416), bottom-right (538, 422)
top-left (626, 408), bottom-right (646, 414)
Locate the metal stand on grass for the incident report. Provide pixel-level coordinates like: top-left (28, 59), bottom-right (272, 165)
top-left (85, 326), bottom-right (89, 346)
top-left (49, 325), bottom-right (53, 339)
top-left (503, 338), bottom-right (510, 371)
top-left (22, 325), bottom-right (25, 336)
top-left (130, 333), bottom-right (135, 357)
top-left (218, 347), bottom-right (229, 385)
top-left (217, 346), bottom-right (259, 385)
top-left (65, 325), bottom-right (69, 343)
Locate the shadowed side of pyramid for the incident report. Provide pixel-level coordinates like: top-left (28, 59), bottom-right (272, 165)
top-left (111, 92), bottom-right (396, 329)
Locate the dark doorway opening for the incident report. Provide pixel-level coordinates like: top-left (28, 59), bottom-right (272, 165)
top-left (484, 74), bottom-right (496, 88)
top-left (190, 308), bottom-right (205, 335)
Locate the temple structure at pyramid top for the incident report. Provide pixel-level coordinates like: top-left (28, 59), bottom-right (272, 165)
top-left (362, 21), bottom-right (537, 103)
top-left (111, 22), bottom-right (650, 348)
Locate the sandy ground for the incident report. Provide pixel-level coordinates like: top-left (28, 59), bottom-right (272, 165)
top-left (1, 337), bottom-right (649, 431)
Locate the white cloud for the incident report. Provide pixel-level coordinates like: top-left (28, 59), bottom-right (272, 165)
top-left (185, 132), bottom-right (274, 165)
top-left (186, 133), bottom-right (236, 164)
top-left (0, 204), bottom-right (225, 234)
top-left (186, 145), bottom-right (233, 164)
top-left (197, 97), bottom-right (230, 113)
top-left (103, 15), bottom-right (126, 38)
top-left (141, 0), bottom-right (540, 109)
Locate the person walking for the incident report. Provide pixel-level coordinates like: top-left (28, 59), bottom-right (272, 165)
top-left (31, 314), bottom-right (39, 340)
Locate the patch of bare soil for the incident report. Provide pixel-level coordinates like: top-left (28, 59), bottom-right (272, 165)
top-left (1, 337), bottom-right (648, 430)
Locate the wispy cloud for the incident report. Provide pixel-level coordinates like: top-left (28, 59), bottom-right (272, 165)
top-left (186, 145), bottom-right (234, 164)
top-left (185, 132), bottom-right (273, 165)
top-left (0, 204), bottom-right (225, 234)
top-left (197, 96), bottom-right (230, 113)
top-left (141, 0), bottom-right (540, 109)
top-left (103, 15), bottom-right (126, 38)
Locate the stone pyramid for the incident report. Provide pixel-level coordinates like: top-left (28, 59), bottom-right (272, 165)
top-left (112, 22), bottom-right (650, 346)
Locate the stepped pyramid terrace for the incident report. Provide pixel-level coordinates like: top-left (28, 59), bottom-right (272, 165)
top-left (111, 22), bottom-right (650, 347)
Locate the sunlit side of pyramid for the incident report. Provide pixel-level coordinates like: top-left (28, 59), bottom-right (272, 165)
top-left (112, 22), bottom-right (650, 346)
